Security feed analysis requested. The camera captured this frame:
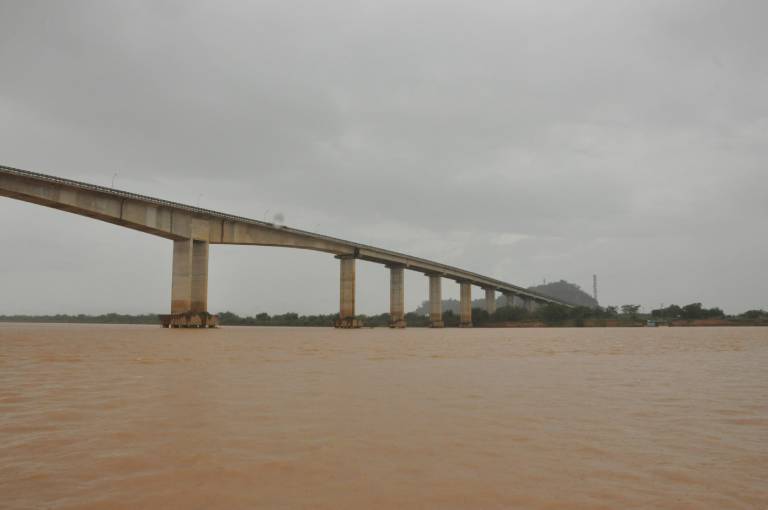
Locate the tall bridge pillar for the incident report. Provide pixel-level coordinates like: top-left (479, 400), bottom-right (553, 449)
top-left (428, 274), bottom-right (444, 328)
top-left (505, 293), bottom-right (516, 308)
top-left (336, 255), bottom-right (361, 328)
top-left (164, 238), bottom-right (216, 327)
top-left (484, 288), bottom-right (496, 314)
top-left (389, 265), bottom-right (406, 328)
top-left (459, 281), bottom-right (473, 327)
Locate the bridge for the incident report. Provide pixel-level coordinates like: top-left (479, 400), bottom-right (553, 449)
top-left (0, 165), bottom-right (571, 328)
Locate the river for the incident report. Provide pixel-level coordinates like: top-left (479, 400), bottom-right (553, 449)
top-left (1, 324), bottom-right (766, 509)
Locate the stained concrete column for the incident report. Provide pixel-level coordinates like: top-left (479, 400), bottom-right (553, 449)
top-left (389, 265), bottom-right (406, 328)
top-left (459, 281), bottom-right (473, 327)
top-left (172, 239), bottom-right (209, 314)
top-left (428, 274), bottom-right (444, 328)
top-left (337, 256), bottom-right (359, 328)
top-left (191, 240), bottom-right (209, 313)
top-left (505, 293), bottom-right (516, 308)
top-left (167, 238), bottom-right (215, 327)
top-left (484, 288), bottom-right (496, 314)
top-left (171, 239), bottom-right (193, 313)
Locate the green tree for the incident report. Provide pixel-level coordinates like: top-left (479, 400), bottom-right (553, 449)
top-left (741, 309), bottom-right (767, 320)
top-left (472, 308), bottom-right (490, 325)
top-left (539, 304), bottom-right (570, 325)
top-left (620, 304), bottom-right (640, 320)
top-left (680, 303), bottom-right (703, 319)
top-left (491, 305), bottom-right (529, 322)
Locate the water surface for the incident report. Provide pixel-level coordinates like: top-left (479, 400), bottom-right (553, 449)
top-left (1, 324), bottom-right (766, 509)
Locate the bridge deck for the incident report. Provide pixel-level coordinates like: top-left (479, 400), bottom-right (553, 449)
top-left (0, 164), bottom-right (570, 305)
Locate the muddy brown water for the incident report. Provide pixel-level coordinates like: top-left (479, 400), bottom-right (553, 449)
top-left (1, 324), bottom-right (766, 509)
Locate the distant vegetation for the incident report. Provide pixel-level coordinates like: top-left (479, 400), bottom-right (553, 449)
top-left (471, 303), bottom-right (622, 327)
top-left (650, 303), bottom-right (724, 320)
top-left (217, 311), bottom-right (338, 327)
top-left (217, 311), bottom-right (433, 327)
top-left (0, 313), bottom-right (159, 324)
top-left (470, 303), bottom-right (766, 327)
top-left (3, 305), bottom-right (765, 327)
top-left (738, 309), bottom-right (768, 321)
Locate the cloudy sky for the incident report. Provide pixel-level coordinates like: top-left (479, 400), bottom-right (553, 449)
top-left (1, 0), bottom-right (766, 315)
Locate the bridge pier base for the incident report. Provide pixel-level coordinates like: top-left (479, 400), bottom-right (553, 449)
top-left (459, 281), bottom-right (473, 327)
top-left (389, 265), bottom-right (406, 328)
top-left (335, 256), bottom-right (361, 328)
top-left (428, 274), bottom-right (444, 328)
top-left (160, 312), bottom-right (218, 328)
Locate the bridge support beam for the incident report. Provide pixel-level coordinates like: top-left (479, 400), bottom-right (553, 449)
top-left (484, 288), bottom-right (496, 315)
top-left (505, 293), bottom-right (516, 308)
top-left (428, 274), bottom-right (444, 328)
top-left (164, 239), bottom-right (216, 327)
top-left (336, 256), bottom-right (361, 328)
top-left (459, 281), bottom-right (473, 327)
top-left (389, 265), bottom-right (406, 328)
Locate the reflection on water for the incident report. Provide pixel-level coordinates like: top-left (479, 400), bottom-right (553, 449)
top-left (1, 324), bottom-right (766, 509)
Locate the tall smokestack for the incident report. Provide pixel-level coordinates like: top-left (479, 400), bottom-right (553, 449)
top-left (593, 274), bottom-right (598, 303)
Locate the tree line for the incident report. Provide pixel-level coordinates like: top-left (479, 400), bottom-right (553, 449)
top-left (649, 303), bottom-right (724, 320)
top-left (4, 303), bottom-right (764, 327)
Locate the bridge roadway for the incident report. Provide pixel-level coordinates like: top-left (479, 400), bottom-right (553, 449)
top-left (0, 164), bottom-right (571, 327)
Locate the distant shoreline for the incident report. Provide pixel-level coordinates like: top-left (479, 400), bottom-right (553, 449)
top-left (2, 316), bottom-right (766, 328)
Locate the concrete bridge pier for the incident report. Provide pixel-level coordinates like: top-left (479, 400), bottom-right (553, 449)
top-left (459, 281), bottom-right (473, 327)
top-left (162, 238), bottom-right (216, 328)
top-left (428, 274), bottom-right (444, 328)
top-left (504, 293), bottom-right (516, 309)
top-left (388, 265), bottom-right (406, 328)
top-left (336, 255), bottom-right (361, 328)
top-left (484, 288), bottom-right (496, 315)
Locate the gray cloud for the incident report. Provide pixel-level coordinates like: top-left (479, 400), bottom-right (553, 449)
top-left (1, 0), bottom-right (766, 315)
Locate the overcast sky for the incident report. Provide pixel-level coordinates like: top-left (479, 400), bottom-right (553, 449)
top-left (1, 0), bottom-right (766, 316)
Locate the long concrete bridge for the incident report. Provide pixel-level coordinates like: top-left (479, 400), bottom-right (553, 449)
top-left (0, 165), bottom-right (571, 328)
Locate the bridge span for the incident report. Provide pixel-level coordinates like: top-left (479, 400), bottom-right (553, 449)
top-left (0, 165), bottom-right (571, 327)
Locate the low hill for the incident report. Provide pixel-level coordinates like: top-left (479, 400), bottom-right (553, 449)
top-left (526, 280), bottom-right (598, 308)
